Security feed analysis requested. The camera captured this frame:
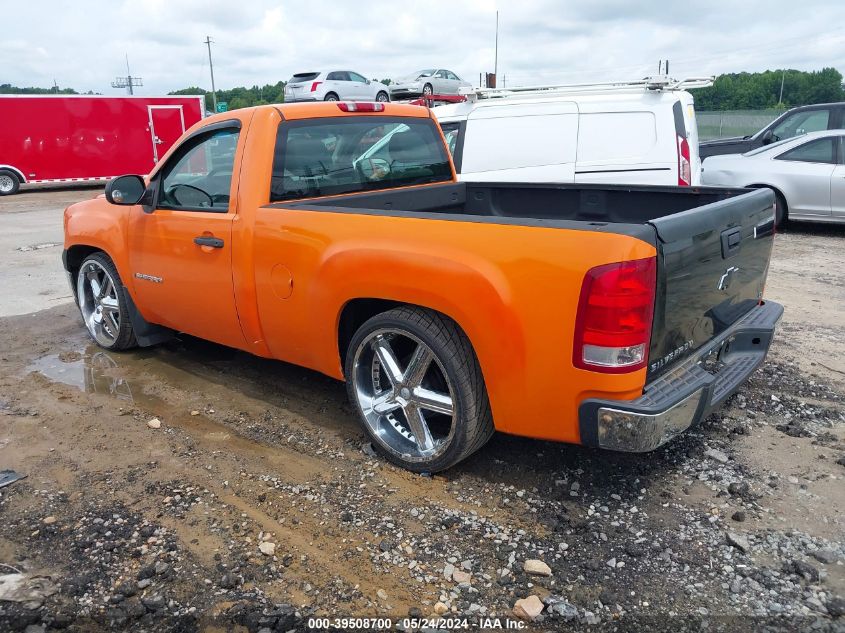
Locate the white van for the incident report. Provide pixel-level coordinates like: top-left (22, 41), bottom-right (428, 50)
top-left (433, 78), bottom-right (709, 187)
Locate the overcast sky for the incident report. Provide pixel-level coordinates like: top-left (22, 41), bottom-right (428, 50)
top-left (5, 0), bottom-right (844, 94)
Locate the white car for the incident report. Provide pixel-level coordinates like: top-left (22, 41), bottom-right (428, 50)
top-left (389, 69), bottom-right (472, 99)
top-left (702, 130), bottom-right (845, 226)
top-left (285, 71), bottom-right (390, 103)
top-left (433, 78), bottom-right (704, 187)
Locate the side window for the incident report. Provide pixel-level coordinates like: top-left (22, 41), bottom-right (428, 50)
top-left (348, 72), bottom-right (367, 83)
top-left (447, 71), bottom-right (459, 81)
top-left (438, 122), bottom-right (461, 157)
top-left (328, 71), bottom-right (350, 81)
top-left (435, 70), bottom-right (448, 79)
top-left (326, 72), bottom-right (341, 81)
top-left (770, 110), bottom-right (830, 142)
top-left (775, 137), bottom-right (836, 164)
top-left (158, 128), bottom-right (239, 211)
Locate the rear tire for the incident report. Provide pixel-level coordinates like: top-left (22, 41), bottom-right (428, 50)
top-left (76, 253), bottom-right (137, 351)
top-left (0, 169), bottom-right (21, 196)
top-left (344, 306), bottom-right (494, 473)
top-left (324, 92), bottom-right (339, 102)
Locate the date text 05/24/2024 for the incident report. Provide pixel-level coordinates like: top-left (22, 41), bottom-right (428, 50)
top-left (306, 617), bottom-right (528, 630)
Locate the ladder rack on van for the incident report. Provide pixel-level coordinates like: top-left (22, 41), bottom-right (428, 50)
top-left (461, 75), bottom-right (714, 100)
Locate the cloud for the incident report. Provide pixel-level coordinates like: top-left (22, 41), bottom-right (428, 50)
top-left (4, 0), bottom-right (844, 94)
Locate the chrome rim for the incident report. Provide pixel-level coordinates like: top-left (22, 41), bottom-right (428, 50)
top-left (423, 85), bottom-right (433, 96)
top-left (77, 261), bottom-right (121, 346)
top-left (352, 328), bottom-right (456, 462)
top-left (376, 93), bottom-right (388, 102)
top-left (0, 175), bottom-right (14, 193)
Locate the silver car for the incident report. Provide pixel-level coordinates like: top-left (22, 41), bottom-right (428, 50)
top-left (702, 130), bottom-right (845, 226)
top-left (284, 71), bottom-right (390, 103)
top-left (389, 69), bottom-right (472, 99)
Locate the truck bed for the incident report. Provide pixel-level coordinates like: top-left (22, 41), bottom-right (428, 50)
top-left (284, 181), bottom-right (745, 228)
top-left (281, 182), bottom-right (777, 382)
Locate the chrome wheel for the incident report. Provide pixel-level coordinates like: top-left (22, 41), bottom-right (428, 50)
top-left (0, 174), bottom-right (15, 193)
top-left (376, 92), bottom-right (389, 103)
top-left (352, 328), bottom-right (456, 462)
top-left (77, 260), bottom-right (122, 347)
top-left (423, 84), bottom-right (433, 96)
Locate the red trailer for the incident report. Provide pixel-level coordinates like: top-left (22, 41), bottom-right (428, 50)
top-left (0, 95), bottom-right (205, 195)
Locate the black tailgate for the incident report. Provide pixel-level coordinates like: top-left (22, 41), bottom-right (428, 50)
top-left (647, 187), bottom-right (776, 379)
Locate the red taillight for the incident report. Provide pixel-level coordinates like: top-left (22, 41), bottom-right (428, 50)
top-left (677, 135), bottom-right (691, 186)
top-left (573, 257), bottom-right (656, 373)
top-left (310, 81), bottom-right (322, 92)
top-left (336, 102), bottom-right (385, 112)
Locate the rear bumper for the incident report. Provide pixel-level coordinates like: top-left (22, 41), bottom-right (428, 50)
top-left (578, 300), bottom-right (783, 452)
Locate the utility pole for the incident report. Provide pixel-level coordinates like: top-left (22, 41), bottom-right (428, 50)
top-left (779, 70), bottom-right (786, 105)
top-left (205, 36), bottom-right (218, 111)
top-left (110, 54), bottom-right (143, 95)
top-left (494, 11), bottom-right (499, 83)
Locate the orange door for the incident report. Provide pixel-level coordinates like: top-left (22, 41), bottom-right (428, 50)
top-left (127, 125), bottom-right (246, 349)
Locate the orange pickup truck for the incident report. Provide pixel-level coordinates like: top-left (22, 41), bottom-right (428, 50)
top-left (63, 101), bottom-right (782, 472)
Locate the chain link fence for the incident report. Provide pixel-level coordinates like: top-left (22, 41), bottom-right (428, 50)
top-left (697, 110), bottom-right (782, 141)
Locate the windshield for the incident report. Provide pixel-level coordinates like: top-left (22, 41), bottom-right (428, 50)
top-left (270, 117), bottom-right (451, 202)
top-left (743, 136), bottom-right (801, 156)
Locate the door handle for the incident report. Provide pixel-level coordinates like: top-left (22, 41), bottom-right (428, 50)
top-left (193, 236), bottom-right (224, 248)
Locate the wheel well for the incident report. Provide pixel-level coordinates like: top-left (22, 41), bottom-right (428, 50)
top-left (0, 165), bottom-right (26, 183)
top-left (747, 184), bottom-right (787, 216)
top-left (337, 299), bottom-right (477, 373)
top-left (64, 245), bottom-right (104, 276)
top-left (338, 299), bottom-right (402, 368)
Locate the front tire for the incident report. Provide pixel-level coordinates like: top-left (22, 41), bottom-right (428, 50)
top-left (0, 169), bottom-right (20, 196)
top-left (422, 83), bottom-right (433, 96)
top-left (345, 306), bottom-right (493, 472)
top-left (376, 91), bottom-right (389, 103)
top-left (773, 191), bottom-right (788, 229)
top-left (76, 253), bottom-right (137, 350)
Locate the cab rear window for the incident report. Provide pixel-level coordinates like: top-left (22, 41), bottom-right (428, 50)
top-left (270, 117), bottom-right (452, 202)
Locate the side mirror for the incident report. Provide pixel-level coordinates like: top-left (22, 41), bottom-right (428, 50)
top-left (105, 175), bottom-right (146, 205)
top-left (366, 79), bottom-right (371, 85)
top-left (761, 129), bottom-right (774, 145)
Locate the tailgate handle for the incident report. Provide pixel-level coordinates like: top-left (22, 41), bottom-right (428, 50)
top-left (720, 227), bottom-right (742, 259)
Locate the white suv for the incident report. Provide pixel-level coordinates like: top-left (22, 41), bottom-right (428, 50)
top-left (434, 79), bottom-right (705, 187)
top-left (285, 71), bottom-right (390, 103)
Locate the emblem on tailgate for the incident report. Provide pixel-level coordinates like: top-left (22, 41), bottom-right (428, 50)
top-left (717, 266), bottom-right (740, 291)
top-left (650, 339), bottom-right (695, 373)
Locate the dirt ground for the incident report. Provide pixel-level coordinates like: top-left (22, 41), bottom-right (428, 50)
top-left (0, 188), bottom-right (843, 632)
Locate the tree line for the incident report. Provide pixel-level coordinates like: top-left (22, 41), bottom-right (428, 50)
top-left (693, 68), bottom-right (844, 111)
top-left (4, 68), bottom-right (843, 112)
